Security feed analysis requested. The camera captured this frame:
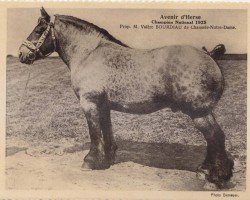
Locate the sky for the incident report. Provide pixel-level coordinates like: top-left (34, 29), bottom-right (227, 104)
top-left (7, 8), bottom-right (247, 56)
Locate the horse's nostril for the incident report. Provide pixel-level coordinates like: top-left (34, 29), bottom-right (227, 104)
top-left (19, 52), bottom-right (22, 58)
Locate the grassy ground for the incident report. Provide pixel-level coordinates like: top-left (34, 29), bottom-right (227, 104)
top-left (6, 57), bottom-right (247, 190)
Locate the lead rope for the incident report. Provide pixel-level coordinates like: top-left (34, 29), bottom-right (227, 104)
top-left (23, 67), bottom-right (31, 95)
top-left (19, 22), bottom-right (56, 115)
top-left (18, 65), bottom-right (31, 119)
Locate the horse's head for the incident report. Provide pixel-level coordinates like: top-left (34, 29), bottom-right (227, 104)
top-left (19, 7), bottom-right (56, 64)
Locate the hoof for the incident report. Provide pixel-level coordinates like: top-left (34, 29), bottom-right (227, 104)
top-left (105, 143), bottom-right (118, 165)
top-left (81, 161), bottom-right (93, 171)
top-left (197, 165), bottom-right (210, 174)
top-left (83, 145), bottom-right (117, 170)
top-left (196, 165), bottom-right (210, 180)
top-left (196, 171), bottom-right (206, 181)
top-left (203, 182), bottom-right (218, 190)
top-left (204, 156), bottom-right (234, 189)
top-left (106, 156), bottom-right (116, 166)
top-left (82, 158), bottom-right (111, 170)
top-left (83, 149), bottom-right (111, 170)
top-left (209, 158), bottom-right (234, 183)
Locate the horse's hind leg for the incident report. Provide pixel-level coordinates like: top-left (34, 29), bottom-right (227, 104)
top-left (193, 113), bottom-right (234, 188)
top-left (100, 103), bottom-right (117, 166)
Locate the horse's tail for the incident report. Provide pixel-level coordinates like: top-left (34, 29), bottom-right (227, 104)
top-left (202, 44), bottom-right (226, 60)
top-left (204, 63), bottom-right (225, 106)
top-left (201, 45), bottom-right (225, 102)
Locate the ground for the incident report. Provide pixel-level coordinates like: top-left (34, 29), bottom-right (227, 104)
top-left (6, 57), bottom-right (246, 190)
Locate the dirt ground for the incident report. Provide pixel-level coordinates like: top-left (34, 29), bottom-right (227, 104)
top-left (6, 57), bottom-right (247, 191)
top-left (6, 140), bottom-right (206, 191)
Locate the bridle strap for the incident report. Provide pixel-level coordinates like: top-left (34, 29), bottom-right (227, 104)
top-left (51, 25), bottom-right (56, 50)
top-left (22, 22), bottom-right (56, 61)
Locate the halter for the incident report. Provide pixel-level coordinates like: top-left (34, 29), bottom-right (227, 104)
top-left (22, 22), bottom-right (56, 62)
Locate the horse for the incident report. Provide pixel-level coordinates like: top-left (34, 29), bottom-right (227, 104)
top-left (18, 7), bottom-right (234, 189)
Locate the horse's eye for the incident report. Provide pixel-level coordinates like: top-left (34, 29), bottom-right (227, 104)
top-left (35, 27), bottom-right (45, 34)
top-left (38, 18), bottom-right (48, 26)
top-left (35, 30), bottom-right (41, 34)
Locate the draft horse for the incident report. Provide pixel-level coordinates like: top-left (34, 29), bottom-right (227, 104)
top-left (19, 8), bottom-right (234, 188)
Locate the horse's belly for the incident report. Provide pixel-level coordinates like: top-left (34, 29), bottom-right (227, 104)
top-left (109, 100), bottom-right (167, 114)
top-left (107, 79), bottom-right (169, 114)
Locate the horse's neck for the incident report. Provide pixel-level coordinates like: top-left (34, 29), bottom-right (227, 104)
top-left (54, 21), bottom-right (102, 69)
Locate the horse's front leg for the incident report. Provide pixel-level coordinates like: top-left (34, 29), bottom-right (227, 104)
top-left (80, 97), bottom-right (109, 170)
top-left (100, 103), bottom-right (117, 166)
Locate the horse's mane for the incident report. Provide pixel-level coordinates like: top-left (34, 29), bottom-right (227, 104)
top-left (55, 15), bottom-right (129, 48)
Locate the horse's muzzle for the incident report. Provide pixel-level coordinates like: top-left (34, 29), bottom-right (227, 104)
top-left (19, 53), bottom-right (34, 65)
top-left (19, 46), bottom-right (35, 65)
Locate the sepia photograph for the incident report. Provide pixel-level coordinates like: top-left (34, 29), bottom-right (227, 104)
top-left (3, 5), bottom-right (247, 195)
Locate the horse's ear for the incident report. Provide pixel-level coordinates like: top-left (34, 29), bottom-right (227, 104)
top-left (40, 7), bottom-right (50, 22)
